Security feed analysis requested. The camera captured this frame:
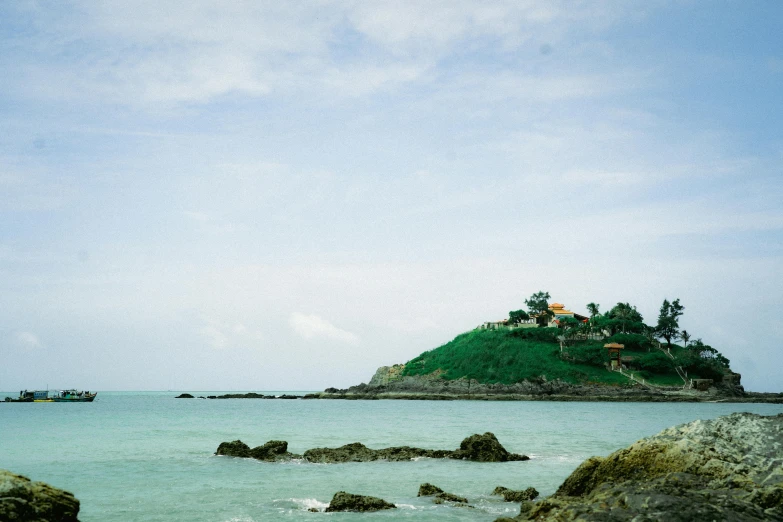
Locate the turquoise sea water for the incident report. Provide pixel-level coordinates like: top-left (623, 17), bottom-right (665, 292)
top-left (1, 392), bottom-right (781, 521)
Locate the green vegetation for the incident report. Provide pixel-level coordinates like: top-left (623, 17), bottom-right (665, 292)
top-left (402, 328), bottom-right (629, 385)
top-left (400, 292), bottom-right (734, 388)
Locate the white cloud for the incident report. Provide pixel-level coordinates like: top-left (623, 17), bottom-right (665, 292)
top-left (198, 319), bottom-right (263, 350)
top-left (3, 1), bottom-right (640, 106)
top-left (14, 331), bottom-right (43, 350)
top-left (289, 312), bottom-right (359, 345)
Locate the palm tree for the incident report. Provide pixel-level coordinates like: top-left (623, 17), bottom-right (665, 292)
top-left (586, 302), bottom-right (600, 338)
top-left (614, 303), bottom-right (633, 334)
top-left (681, 330), bottom-right (691, 348)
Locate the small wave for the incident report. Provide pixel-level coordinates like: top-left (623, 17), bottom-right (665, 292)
top-left (290, 497), bottom-right (329, 512)
top-left (222, 516), bottom-right (256, 522)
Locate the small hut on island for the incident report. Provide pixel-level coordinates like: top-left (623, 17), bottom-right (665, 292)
top-left (604, 342), bottom-right (625, 370)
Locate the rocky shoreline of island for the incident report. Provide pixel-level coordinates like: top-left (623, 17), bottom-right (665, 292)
top-left (305, 367), bottom-right (783, 403)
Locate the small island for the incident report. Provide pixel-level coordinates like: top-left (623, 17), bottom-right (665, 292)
top-left (316, 293), bottom-right (782, 403)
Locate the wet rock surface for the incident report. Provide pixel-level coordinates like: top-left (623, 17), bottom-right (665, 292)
top-left (492, 486), bottom-right (539, 502)
top-left (324, 491), bottom-right (396, 512)
top-left (417, 483), bottom-right (469, 504)
top-left (217, 432), bottom-right (526, 463)
top-left (302, 442), bottom-right (450, 463)
top-left (0, 469), bottom-right (80, 522)
top-left (452, 432), bottom-right (528, 462)
top-left (500, 412), bottom-right (783, 521)
top-left (215, 440), bottom-right (301, 461)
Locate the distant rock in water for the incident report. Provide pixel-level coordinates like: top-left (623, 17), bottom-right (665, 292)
top-left (302, 442), bottom-right (451, 463)
top-left (500, 412), bottom-right (783, 521)
top-left (324, 491), bottom-right (396, 512)
top-left (492, 486), bottom-right (539, 502)
top-left (302, 432), bottom-right (526, 463)
top-left (215, 440), bottom-right (301, 461)
top-left (0, 469), bottom-right (80, 521)
top-left (175, 393), bottom-right (194, 398)
top-left (215, 432), bottom-right (527, 463)
top-left (417, 483), bottom-right (469, 504)
top-left (212, 392), bottom-right (269, 399)
top-left (452, 432), bottom-right (528, 462)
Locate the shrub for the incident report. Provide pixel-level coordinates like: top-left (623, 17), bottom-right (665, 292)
top-left (636, 351), bottom-right (673, 373)
top-left (606, 333), bottom-right (649, 351)
top-left (564, 343), bottom-right (608, 366)
top-left (508, 327), bottom-right (559, 342)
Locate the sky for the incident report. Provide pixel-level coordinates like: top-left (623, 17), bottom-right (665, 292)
top-left (1, 1), bottom-right (782, 392)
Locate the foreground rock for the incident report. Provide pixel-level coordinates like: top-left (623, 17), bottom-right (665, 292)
top-left (0, 469), bottom-right (80, 522)
top-left (500, 412), bottom-right (783, 521)
top-left (324, 491), bottom-right (396, 512)
top-left (215, 440), bottom-right (301, 461)
top-left (492, 486), bottom-right (539, 502)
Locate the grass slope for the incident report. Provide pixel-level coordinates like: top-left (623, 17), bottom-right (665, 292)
top-left (401, 328), bottom-right (710, 386)
top-left (402, 328), bottom-right (628, 385)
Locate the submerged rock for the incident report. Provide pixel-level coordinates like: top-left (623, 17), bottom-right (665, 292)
top-left (0, 469), bottom-right (80, 522)
top-left (324, 491), bottom-right (396, 512)
top-left (504, 412), bottom-right (783, 521)
top-left (492, 486), bottom-right (539, 502)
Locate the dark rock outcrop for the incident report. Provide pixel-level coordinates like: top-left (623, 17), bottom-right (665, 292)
top-left (0, 469), bottom-right (80, 522)
top-left (175, 393), bottom-right (194, 398)
top-left (212, 392), bottom-right (268, 399)
top-left (492, 486), bottom-right (539, 502)
top-left (324, 491), bottom-right (396, 512)
top-left (248, 440), bottom-right (294, 461)
top-left (501, 412), bottom-right (783, 521)
top-left (302, 433), bottom-right (525, 463)
top-left (417, 483), bottom-right (468, 504)
top-left (215, 439), bottom-right (301, 461)
top-left (452, 432), bottom-right (528, 462)
top-left (418, 483), bottom-right (444, 496)
top-left (303, 443), bottom-right (451, 463)
top-left (215, 440), bottom-right (251, 458)
top-left (216, 432), bottom-right (526, 464)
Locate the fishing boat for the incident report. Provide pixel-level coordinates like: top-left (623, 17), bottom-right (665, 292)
top-left (4, 390), bottom-right (52, 402)
top-left (52, 389), bottom-right (97, 402)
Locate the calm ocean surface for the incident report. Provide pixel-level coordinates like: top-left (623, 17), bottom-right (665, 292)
top-left (1, 392), bottom-right (781, 521)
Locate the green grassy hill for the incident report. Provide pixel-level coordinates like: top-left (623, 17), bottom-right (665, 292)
top-left (401, 327), bottom-right (730, 387)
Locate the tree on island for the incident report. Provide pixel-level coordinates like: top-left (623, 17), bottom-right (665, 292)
top-left (556, 316), bottom-right (582, 342)
top-left (607, 302), bottom-right (644, 334)
top-left (525, 291), bottom-right (552, 327)
top-left (656, 298), bottom-right (684, 348)
top-left (508, 309), bottom-right (530, 325)
top-left (585, 302), bottom-right (600, 336)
